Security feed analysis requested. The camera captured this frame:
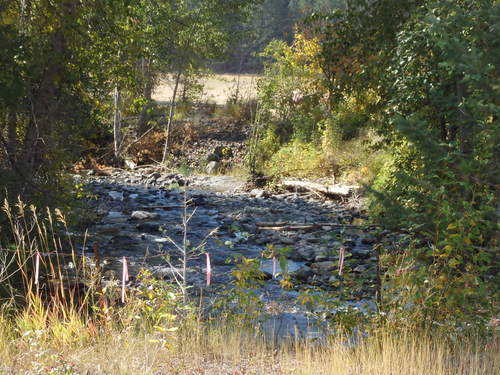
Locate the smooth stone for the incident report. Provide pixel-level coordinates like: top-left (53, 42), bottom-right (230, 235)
top-left (130, 210), bottom-right (160, 220)
top-left (96, 225), bottom-right (121, 235)
top-left (108, 191), bottom-right (124, 201)
top-left (280, 237), bottom-right (295, 245)
top-left (361, 236), bottom-right (376, 245)
top-left (352, 249), bottom-right (371, 258)
top-left (305, 237), bottom-right (321, 244)
top-left (311, 261), bottom-right (336, 272)
top-left (353, 265), bottom-right (367, 273)
top-left (107, 211), bottom-right (125, 218)
top-left (206, 161), bottom-right (219, 174)
top-left (124, 159), bottom-right (137, 170)
top-left (250, 189), bottom-right (269, 199)
top-left (293, 265), bottom-right (313, 282)
top-left (343, 239), bottom-right (356, 247)
top-left (109, 235), bottom-right (136, 246)
top-left (295, 247), bottom-right (315, 261)
top-left (255, 236), bottom-right (269, 245)
top-left (209, 252), bottom-right (230, 266)
top-left (136, 223), bottom-right (160, 233)
top-left (328, 275), bottom-right (340, 284)
top-left (314, 254), bottom-right (328, 262)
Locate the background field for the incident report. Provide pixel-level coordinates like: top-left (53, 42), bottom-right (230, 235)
top-left (153, 74), bottom-right (258, 105)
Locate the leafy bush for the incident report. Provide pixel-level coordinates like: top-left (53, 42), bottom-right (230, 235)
top-left (250, 31), bottom-right (382, 181)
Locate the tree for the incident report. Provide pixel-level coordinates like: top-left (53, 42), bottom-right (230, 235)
top-left (318, 0), bottom-right (499, 328)
top-left (0, 0), bottom-right (256, 198)
top-left (103, 0), bottom-right (256, 162)
top-left (0, 0), bottom-right (131, 202)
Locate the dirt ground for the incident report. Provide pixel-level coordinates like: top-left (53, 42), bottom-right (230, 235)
top-left (153, 73), bottom-right (258, 105)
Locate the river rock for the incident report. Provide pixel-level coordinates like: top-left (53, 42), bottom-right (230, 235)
top-left (292, 265), bottom-right (313, 282)
top-left (108, 191), bottom-right (124, 201)
top-left (110, 234), bottom-right (135, 243)
top-left (353, 265), bottom-right (367, 273)
top-left (311, 261), bottom-right (336, 273)
top-left (314, 254), bottom-right (328, 262)
top-left (130, 210), bottom-right (160, 220)
top-left (352, 248), bottom-right (371, 258)
top-left (304, 236), bottom-right (320, 244)
top-left (136, 223), bottom-right (161, 233)
top-left (78, 167), bottom-right (379, 344)
top-left (280, 237), bottom-right (295, 245)
top-left (328, 275), bottom-right (340, 284)
top-left (361, 236), bottom-right (376, 245)
top-left (250, 188), bottom-right (268, 199)
top-left (107, 211), bottom-right (125, 218)
top-left (206, 161), bottom-right (219, 174)
top-left (124, 159), bottom-right (137, 170)
top-left (295, 247), bottom-right (315, 261)
top-left (343, 239), bottom-right (356, 247)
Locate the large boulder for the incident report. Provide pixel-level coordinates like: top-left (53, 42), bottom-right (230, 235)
top-left (205, 161), bottom-right (219, 174)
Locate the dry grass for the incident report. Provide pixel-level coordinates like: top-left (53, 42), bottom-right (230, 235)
top-left (0, 314), bottom-right (498, 375)
top-left (154, 74), bottom-right (258, 105)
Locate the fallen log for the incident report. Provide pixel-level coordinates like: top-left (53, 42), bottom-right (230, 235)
top-left (281, 179), bottom-right (359, 198)
top-left (139, 205), bottom-right (182, 210)
top-left (256, 222), bottom-right (376, 231)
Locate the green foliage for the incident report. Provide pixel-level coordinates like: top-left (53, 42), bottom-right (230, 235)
top-left (250, 29), bottom-right (384, 181)
top-left (374, 1), bottom-right (498, 328)
top-left (215, 255), bottom-right (267, 324)
top-left (231, 256), bottom-right (267, 289)
top-left (264, 140), bottom-right (327, 177)
top-left (315, 0), bottom-right (499, 329)
top-left (0, 0), bottom-right (131, 203)
top-left (250, 32), bottom-right (331, 175)
top-left (290, 0), bottom-right (345, 14)
top-left (121, 269), bottom-right (187, 335)
top-left (0, 0), bottom-right (256, 203)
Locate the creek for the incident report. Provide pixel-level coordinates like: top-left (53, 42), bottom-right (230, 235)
top-left (75, 168), bottom-right (380, 341)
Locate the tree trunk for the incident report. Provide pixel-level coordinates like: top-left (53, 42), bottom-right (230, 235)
top-left (22, 10), bottom-right (67, 179)
top-left (136, 57), bottom-right (154, 136)
top-left (281, 179), bottom-right (359, 198)
top-left (161, 71), bottom-right (182, 165)
top-left (456, 75), bottom-right (473, 156)
top-left (113, 86), bottom-right (122, 161)
top-left (6, 110), bottom-right (17, 161)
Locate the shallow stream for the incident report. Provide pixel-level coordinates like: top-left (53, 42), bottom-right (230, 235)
top-left (75, 169), bottom-right (379, 341)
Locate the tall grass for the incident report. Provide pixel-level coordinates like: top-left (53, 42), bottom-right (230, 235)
top-left (0, 199), bottom-right (498, 374)
top-left (0, 319), bottom-right (497, 374)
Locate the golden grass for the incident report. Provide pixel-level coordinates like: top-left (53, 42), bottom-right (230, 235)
top-left (154, 74), bottom-right (258, 105)
top-left (1, 313), bottom-right (498, 375)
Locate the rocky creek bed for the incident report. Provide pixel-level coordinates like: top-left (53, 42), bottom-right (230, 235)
top-left (74, 168), bottom-right (384, 341)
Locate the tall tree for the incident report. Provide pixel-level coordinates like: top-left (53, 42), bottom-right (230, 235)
top-left (318, 0), bottom-right (499, 325)
top-left (0, 0), bottom-right (128, 201)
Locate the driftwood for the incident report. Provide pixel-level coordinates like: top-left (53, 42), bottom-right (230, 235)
top-left (281, 179), bottom-right (359, 198)
top-left (139, 204), bottom-right (182, 210)
top-left (256, 222), bottom-right (375, 232)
